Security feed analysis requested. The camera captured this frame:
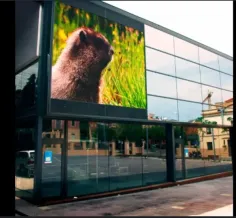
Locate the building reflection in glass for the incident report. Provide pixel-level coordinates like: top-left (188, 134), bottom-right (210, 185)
top-left (147, 96), bottom-right (178, 121)
top-left (15, 62), bottom-right (38, 111)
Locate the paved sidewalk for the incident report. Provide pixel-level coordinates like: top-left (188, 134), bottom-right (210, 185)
top-left (195, 204), bottom-right (233, 216)
top-left (16, 176), bottom-right (232, 216)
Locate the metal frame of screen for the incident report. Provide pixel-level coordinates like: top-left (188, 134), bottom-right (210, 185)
top-left (44, 0), bottom-right (148, 120)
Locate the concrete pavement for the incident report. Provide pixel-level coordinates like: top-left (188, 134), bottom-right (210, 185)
top-left (194, 204), bottom-right (233, 216)
top-left (15, 176), bottom-right (233, 216)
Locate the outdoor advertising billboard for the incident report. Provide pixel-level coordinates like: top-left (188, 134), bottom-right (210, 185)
top-left (49, 0), bottom-right (146, 119)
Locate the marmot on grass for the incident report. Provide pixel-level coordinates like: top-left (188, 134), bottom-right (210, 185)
top-left (51, 27), bottom-right (114, 103)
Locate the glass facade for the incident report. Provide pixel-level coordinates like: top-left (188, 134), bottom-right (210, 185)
top-left (175, 126), bottom-right (232, 179)
top-left (41, 120), bottom-right (64, 198)
top-left (15, 1), bottom-right (232, 204)
top-left (15, 62), bottom-right (39, 112)
top-left (38, 119), bottom-right (232, 198)
top-left (41, 120), bottom-right (169, 197)
top-left (15, 119), bottom-right (36, 201)
top-left (144, 24), bottom-right (233, 126)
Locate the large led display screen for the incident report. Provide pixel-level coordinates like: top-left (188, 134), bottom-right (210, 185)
top-left (50, 1), bottom-right (146, 110)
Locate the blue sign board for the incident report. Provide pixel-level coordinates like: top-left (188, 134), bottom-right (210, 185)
top-left (44, 151), bottom-right (52, 164)
top-left (184, 148), bottom-right (189, 158)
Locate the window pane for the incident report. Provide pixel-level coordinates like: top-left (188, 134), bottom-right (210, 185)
top-left (147, 71), bottom-right (177, 98)
top-left (220, 73), bottom-right (233, 91)
top-left (178, 101), bottom-right (202, 122)
top-left (174, 126), bottom-right (184, 180)
top-left (15, 122), bottom-right (36, 200)
top-left (222, 90), bottom-right (233, 102)
top-left (106, 123), bottom-right (143, 191)
top-left (67, 121), bottom-right (109, 196)
top-left (145, 48), bottom-right (175, 76)
top-left (175, 57), bottom-right (200, 83)
top-left (182, 126), bottom-right (205, 178)
top-left (218, 56), bottom-right (233, 75)
top-left (15, 62), bottom-right (38, 111)
top-left (203, 128), bottom-right (232, 175)
top-left (148, 96), bottom-right (178, 121)
top-left (143, 125), bottom-right (167, 185)
top-left (200, 66), bottom-right (221, 88)
top-left (199, 48), bottom-right (219, 70)
top-left (174, 37), bottom-right (199, 63)
top-left (177, 79), bottom-right (202, 103)
top-left (42, 119), bottom-right (64, 198)
top-left (145, 25), bottom-right (174, 54)
top-left (201, 85), bottom-right (222, 105)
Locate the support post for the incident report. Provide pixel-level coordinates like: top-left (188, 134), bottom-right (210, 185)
top-left (33, 116), bottom-right (43, 204)
top-left (61, 121), bottom-right (68, 198)
top-left (180, 126), bottom-right (186, 179)
top-left (166, 124), bottom-right (176, 182)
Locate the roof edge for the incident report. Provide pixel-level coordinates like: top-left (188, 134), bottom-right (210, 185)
top-left (91, 1), bottom-right (233, 60)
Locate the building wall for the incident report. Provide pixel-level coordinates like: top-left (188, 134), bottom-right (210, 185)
top-left (145, 24), bottom-right (233, 125)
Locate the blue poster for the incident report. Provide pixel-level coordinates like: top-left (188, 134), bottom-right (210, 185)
top-left (44, 151), bottom-right (52, 164)
top-left (184, 148), bottom-right (189, 158)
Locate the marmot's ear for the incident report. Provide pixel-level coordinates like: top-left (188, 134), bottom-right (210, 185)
top-left (79, 30), bottom-right (87, 42)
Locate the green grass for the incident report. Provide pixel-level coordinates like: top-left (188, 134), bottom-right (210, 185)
top-left (52, 1), bottom-right (146, 109)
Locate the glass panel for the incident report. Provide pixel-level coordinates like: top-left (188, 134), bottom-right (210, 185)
top-left (67, 121), bottom-right (109, 196)
top-left (183, 126), bottom-right (205, 178)
top-left (147, 71), bottom-right (177, 98)
top-left (201, 85), bottom-right (222, 105)
top-left (200, 66), bottom-right (221, 88)
top-left (177, 79), bottom-right (202, 103)
top-left (15, 120), bottom-right (36, 200)
top-left (15, 62), bottom-right (38, 111)
top-left (106, 123), bottom-right (143, 191)
top-left (175, 57), bottom-right (201, 83)
top-left (199, 48), bottom-right (219, 70)
top-left (202, 97), bottom-right (233, 126)
top-left (178, 101), bottom-right (202, 122)
top-left (147, 96), bottom-right (178, 121)
top-left (174, 126), bottom-right (184, 180)
top-left (145, 48), bottom-right (176, 76)
top-left (222, 90), bottom-right (233, 102)
top-left (174, 37), bottom-right (199, 63)
top-left (220, 73), bottom-right (233, 91)
top-left (201, 127), bottom-right (232, 175)
top-left (145, 25), bottom-right (174, 54)
top-left (41, 119), bottom-right (64, 197)
top-left (143, 125), bottom-right (167, 185)
top-left (218, 56), bottom-right (233, 75)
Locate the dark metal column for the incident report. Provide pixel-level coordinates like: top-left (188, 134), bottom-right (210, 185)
top-left (33, 0), bottom-right (54, 204)
top-left (33, 116), bottom-right (43, 203)
top-left (61, 121), bottom-right (68, 198)
top-left (166, 124), bottom-right (176, 182)
top-left (180, 126), bottom-right (186, 179)
top-left (37, 1), bottom-right (54, 117)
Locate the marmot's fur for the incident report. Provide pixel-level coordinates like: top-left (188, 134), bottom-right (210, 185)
top-left (51, 27), bottom-right (114, 103)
